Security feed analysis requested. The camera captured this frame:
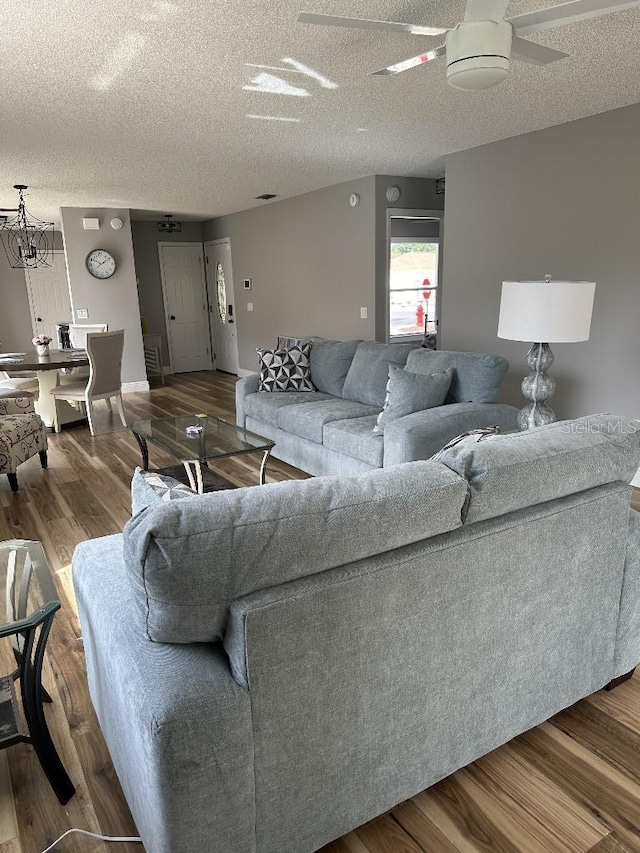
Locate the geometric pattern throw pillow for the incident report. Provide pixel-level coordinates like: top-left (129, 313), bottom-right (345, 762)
top-left (256, 342), bottom-right (316, 392)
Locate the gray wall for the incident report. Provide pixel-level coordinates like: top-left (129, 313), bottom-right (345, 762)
top-left (442, 103), bottom-right (640, 420)
top-left (374, 177), bottom-right (444, 341)
top-left (131, 220), bottom-right (204, 367)
top-left (0, 232), bottom-right (65, 352)
top-left (60, 208), bottom-right (147, 386)
top-left (203, 175), bottom-right (443, 372)
top-left (203, 177), bottom-right (377, 373)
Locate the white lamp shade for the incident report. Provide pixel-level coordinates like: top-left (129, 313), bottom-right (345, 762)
top-left (497, 280), bottom-right (596, 343)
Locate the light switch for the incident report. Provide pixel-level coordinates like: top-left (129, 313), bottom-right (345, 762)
top-left (360, 307), bottom-right (368, 319)
top-left (247, 302), bottom-right (254, 312)
top-left (76, 308), bottom-right (89, 319)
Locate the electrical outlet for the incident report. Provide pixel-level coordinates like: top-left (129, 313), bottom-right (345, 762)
top-left (247, 302), bottom-right (254, 312)
top-left (360, 307), bottom-right (368, 319)
top-left (76, 308), bottom-right (89, 320)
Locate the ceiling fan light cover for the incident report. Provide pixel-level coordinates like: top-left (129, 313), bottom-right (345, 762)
top-left (446, 20), bottom-right (512, 88)
top-left (447, 55), bottom-right (510, 88)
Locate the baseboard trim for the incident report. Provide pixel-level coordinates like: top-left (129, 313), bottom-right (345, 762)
top-left (122, 380), bottom-right (150, 394)
top-left (237, 368), bottom-right (256, 378)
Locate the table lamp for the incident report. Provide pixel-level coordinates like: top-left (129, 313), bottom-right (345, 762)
top-left (497, 276), bottom-right (596, 430)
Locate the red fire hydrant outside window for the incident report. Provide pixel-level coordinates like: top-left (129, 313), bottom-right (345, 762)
top-left (416, 303), bottom-right (424, 327)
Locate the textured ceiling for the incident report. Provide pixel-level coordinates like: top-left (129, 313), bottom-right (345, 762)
top-left (1, 0), bottom-right (639, 222)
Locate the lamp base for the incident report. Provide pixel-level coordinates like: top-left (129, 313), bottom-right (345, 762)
top-left (518, 342), bottom-right (556, 431)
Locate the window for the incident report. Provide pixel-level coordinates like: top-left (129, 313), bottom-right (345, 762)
top-left (389, 240), bottom-right (439, 340)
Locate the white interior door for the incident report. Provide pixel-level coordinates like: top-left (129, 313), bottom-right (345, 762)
top-left (159, 243), bottom-right (212, 373)
top-left (25, 251), bottom-right (72, 342)
top-left (205, 239), bottom-right (239, 375)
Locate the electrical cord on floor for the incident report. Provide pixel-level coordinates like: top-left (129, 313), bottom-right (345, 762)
top-left (41, 828), bottom-right (142, 852)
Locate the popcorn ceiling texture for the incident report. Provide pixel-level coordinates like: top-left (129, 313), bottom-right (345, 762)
top-left (1, 0), bottom-right (639, 221)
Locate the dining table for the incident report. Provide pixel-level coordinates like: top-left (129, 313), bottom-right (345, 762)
top-left (0, 349), bottom-right (89, 429)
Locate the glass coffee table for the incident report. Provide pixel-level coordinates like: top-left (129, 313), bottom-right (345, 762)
top-left (0, 540), bottom-right (75, 804)
top-left (130, 414), bottom-right (275, 493)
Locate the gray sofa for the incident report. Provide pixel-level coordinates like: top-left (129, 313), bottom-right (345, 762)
top-left (73, 413), bottom-right (640, 853)
top-left (236, 339), bottom-right (519, 475)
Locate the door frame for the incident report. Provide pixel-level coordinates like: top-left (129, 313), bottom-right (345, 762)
top-left (158, 241), bottom-right (212, 373)
top-left (384, 208), bottom-right (445, 344)
top-left (24, 249), bottom-right (71, 338)
top-left (204, 238), bottom-right (240, 375)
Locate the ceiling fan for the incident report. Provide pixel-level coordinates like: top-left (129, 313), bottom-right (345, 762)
top-left (298, 0), bottom-right (640, 90)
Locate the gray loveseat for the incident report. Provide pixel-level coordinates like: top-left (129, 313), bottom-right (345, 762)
top-left (73, 414), bottom-right (640, 853)
top-left (236, 339), bottom-right (519, 475)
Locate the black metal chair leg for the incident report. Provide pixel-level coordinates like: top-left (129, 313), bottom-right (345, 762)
top-left (39, 450), bottom-right (48, 470)
top-left (7, 473), bottom-right (18, 493)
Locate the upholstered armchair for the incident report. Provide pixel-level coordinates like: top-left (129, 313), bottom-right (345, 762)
top-left (0, 392), bottom-right (48, 492)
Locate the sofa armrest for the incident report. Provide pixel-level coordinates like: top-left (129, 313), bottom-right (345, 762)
top-left (235, 373), bottom-right (260, 427)
top-left (73, 536), bottom-right (256, 853)
top-left (383, 402), bottom-right (520, 467)
top-left (0, 392), bottom-right (36, 416)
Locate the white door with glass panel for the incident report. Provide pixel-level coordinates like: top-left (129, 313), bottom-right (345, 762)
top-left (205, 239), bottom-right (239, 375)
top-left (159, 243), bottom-right (212, 373)
top-left (24, 251), bottom-right (72, 342)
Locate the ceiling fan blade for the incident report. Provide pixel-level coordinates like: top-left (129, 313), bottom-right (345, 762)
top-left (508, 0), bottom-right (640, 35)
top-left (464, 0), bottom-right (510, 21)
top-left (372, 45), bottom-right (446, 75)
top-left (511, 35), bottom-right (569, 62)
top-left (297, 13), bottom-right (448, 37)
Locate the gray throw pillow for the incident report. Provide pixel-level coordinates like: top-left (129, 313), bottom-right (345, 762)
top-left (256, 343), bottom-right (316, 392)
top-left (373, 365), bottom-right (454, 434)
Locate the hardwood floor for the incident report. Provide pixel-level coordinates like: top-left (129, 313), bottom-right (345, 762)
top-left (1, 371), bottom-right (639, 853)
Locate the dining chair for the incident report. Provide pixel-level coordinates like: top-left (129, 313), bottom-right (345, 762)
top-left (68, 324), bottom-right (109, 349)
top-left (50, 330), bottom-right (127, 436)
top-left (0, 372), bottom-right (39, 394)
top-left (59, 323), bottom-right (109, 385)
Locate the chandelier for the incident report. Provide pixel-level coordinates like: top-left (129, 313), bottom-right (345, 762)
top-left (0, 184), bottom-right (54, 269)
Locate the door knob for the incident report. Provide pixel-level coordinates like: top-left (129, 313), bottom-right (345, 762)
top-left (170, 315), bottom-right (176, 320)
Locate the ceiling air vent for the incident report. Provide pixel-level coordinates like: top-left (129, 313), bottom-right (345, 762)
top-left (256, 194), bottom-right (277, 201)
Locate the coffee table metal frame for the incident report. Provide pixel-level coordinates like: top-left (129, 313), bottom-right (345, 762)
top-left (0, 539), bottom-right (75, 805)
top-left (130, 414), bottom-right (275, 492)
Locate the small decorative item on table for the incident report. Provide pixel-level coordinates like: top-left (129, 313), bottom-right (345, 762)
top-left (32, 333), bottom-right (52, 357)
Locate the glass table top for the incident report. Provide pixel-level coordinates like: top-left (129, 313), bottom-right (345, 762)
top-left (130, 414), bottom-right (275, 463)
top-left (0, 540), bottom-right (58, 631)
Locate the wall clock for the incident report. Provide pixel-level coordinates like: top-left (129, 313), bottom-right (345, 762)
top-left (86, 249), bottom-right (117, 279)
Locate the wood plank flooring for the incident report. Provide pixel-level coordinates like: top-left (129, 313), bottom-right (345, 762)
top-left (0, 370), bottom-right (638, 853)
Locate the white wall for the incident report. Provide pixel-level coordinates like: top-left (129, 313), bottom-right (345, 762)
top-left (60, 208), bottom-right (147, 388)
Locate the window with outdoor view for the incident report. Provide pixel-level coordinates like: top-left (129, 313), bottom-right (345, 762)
top-left (389, 241), bottom-right (439, 341)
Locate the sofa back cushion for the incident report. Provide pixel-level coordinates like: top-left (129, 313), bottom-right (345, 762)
top-left (307, 338), bottom-right (361, 397)
top-left (437, 414), bottom-right (640, 524)
top-left (342, 341), bottom-right (420, 407)
top-left (123, 461), bottom-right (468, 643)
top-left (404, 350), bottom-right (509, 404)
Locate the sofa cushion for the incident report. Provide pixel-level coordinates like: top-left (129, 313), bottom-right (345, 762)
top-left (278, 399), bottom-right (380, 444)
top-left (342, 341), bottom-right (419, 407)
top-left (122, 461), bottom-right (468, 644)
top-left (306, 338), bottom-right (361, 397)
top-left (243, 391), bottom-right (336, 429)
top-left (405, 350), bottom-right (509, 404)
top-left (131, 468), bottom-right (197, 515)
top-left (257, 343), bottom-right (315, 392)
top-left (437, 413), bottom-right (640, 524)
top-left (373, 366), bottom-right (454, 435)
top-left (323, 416), bottom-right (384, 467)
